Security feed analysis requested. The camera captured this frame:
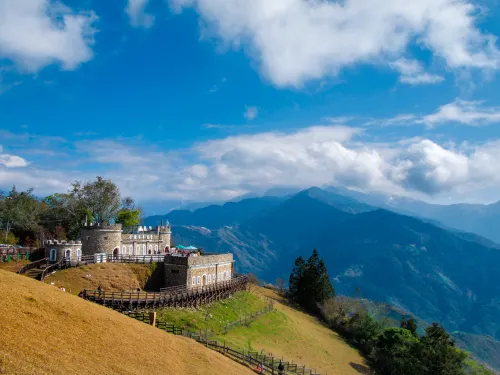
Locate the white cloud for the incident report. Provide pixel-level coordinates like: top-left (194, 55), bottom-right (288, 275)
top-left (363, 99), bottom-right (500, 127)
top-left (423, 99), bottom-right (500, 126)
top-left (0, 0), bottom-right (97, 72)
top-left (126, 0), bottom-right (155, 28)
top-left (0, 145), bottom-right (28, 168)
top-left (3, 124), bottom-right (500, 204)
top-left (389, 58), bottom-right (444, 85)
top-left (244, 106), bottom-right (259, 120)
top-left (170, 0), bottom-right (500, 87)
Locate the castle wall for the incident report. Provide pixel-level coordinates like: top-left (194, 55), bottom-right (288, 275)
top-left (44, 240), bottom-right (82, 262)
top-left (164, 253), bottom-right (234, 288)
top-left (81, 224), bottom-right (122, 256)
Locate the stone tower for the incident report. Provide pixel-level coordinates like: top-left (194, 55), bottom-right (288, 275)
top-left (158, 222), bottom-right (172, 252)
top-left (80, 223), bottom-right (123, 256)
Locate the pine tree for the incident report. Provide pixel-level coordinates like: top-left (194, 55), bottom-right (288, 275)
top-left (289, 256), bottom-right (306, 297)
top-left (289, 249), bottom-right (335, 311)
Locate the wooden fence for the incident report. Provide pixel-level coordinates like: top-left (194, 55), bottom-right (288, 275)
top-left (17, 257), bottom-right (48, 275)
top-left (63, 254), bottom-right (165, 267)
top-left (80, 275), bottom-right (249, 310)
top-left (124, 312), bottom-right (321, 375)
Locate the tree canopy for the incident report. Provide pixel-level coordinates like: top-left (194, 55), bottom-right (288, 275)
top-left (0, 177), bottom-right (142, 245)
top-left (289, 249), bottom-right (335, 311)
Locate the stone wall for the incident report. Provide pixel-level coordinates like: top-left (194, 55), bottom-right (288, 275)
top-left (45, 240), bottom-right (82, 262)
top-left (81, 224), bottom-right (122, 256)
top-left (164, 253), bottom-right (234, 288)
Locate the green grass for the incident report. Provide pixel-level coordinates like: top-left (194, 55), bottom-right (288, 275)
top-left (157, 291), bottom-right (270, 334)
top-left (213, 309), bottom-right (289, 351)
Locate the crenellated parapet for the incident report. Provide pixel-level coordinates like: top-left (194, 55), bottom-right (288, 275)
top-left (82, 223), bottom-right (123, 231)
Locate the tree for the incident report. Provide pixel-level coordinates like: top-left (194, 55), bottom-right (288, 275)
top-left (275, 277), bottom-right (285, 292)
top-left (371, 327), bottom-right (421, 375)
top-left (289, 256), bottom-right (306, 297)
top-left (289, 249), bottom-right (335, 311)
top-left (116, 208), bottom-right (141, 233)
top-left (80, 176), bottom-right (121, 224)
top-left (400, 317), bottom-right (418, 336)
top-left (416, 323), bottom-right (467, 375)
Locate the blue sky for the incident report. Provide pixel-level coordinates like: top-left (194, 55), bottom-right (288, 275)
top-left (1, 0), bottom-right (500, 212)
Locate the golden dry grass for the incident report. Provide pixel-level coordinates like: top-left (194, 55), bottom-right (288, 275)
top-left (219, 285), bottom-right (369, 375)
top-left (0, 270), bottom-right (255, 375)
top-left (43, 263), bottom-right (154, 294)
top-left (0, 260), bottom-right (28, 273)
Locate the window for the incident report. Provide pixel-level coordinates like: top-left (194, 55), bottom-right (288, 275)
top-left (171, 269), bottom-right (179, 274)
top-left (208, 274), bottom-right (212, 283)
top-left (129, 245), bottom-right (133, 255)
top-left (122, 246), bottom-right (126, 255)
top-left (143, 244), bottom-right (146, 255)
top-left (227, 271), bottom-right (231, 279)
top-left (192, 277), bottom-right (196, 285)
top-left (104, 236), bottom-right (108, 240)
top-left (213, 274), bottom-right (216, 282)
top-left (197, 276), bottom-right (201, 285)
top-left (155, 245), bottom-right (158, 253)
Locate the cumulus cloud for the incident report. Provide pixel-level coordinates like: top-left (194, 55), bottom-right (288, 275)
top-left (3, 125), bottom-right (500, 204)
top-left (126, 0), bottom-right (155, 28)
top-left (0, 0), bottom-right (97, 72)
top-left (244, 106), bottom-right (259, 120)
top-left (389, 58), bottom-right (444, 85)
top-left (170, 0), bottom-right (500, 87)
top-left (0, 145), bottom-right (29, 168)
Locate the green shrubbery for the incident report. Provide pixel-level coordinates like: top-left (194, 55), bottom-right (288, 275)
top-left (289, 249), bottom-right (494, 375)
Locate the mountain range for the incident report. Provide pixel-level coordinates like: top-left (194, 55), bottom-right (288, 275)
top-left (143, 186), bottom-right (500, 370)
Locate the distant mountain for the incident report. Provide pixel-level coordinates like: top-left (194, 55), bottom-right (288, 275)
top-left (453, 332), bottom-right (500, 372)
top-left (324, 186), bottom-right (500, 244)
top-left (143, 196), bottom-right (284, 229)
top-left (164, 188), bottom-right (500, 337)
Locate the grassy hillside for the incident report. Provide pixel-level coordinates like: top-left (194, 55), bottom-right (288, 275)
top-left (0, 259), bottom-right (28, 273)
top-left (157, 285), bottom-right (368, 375)
top-left (0, 270), bottom-right (255, 375)
top-left (42, 263), bottom-right (163, 294)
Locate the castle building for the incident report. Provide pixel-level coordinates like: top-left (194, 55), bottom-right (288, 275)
top-left (44, 222), bottom-right (236, 290)
top-left (164, 253), bottom-right (234, 289)
top-left (45, 223), bottom-right (172, 261)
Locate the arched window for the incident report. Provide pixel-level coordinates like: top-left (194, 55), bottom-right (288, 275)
top-left (50, 248), bottom-right (57, 261)
top-left (197, 276), bottom-right (201, 285)
top-left (76, 249), bottom-right (81, 260)
top-left (136, 245), bottom-right (140, 255)
top-left (155, 245), bottom-right (158, 253)
top-left (143, 244), bottom-right (146, 255)
top-left (148, 245), bottom-right (152, 255)
top-left (192, 276), bottom-right (196, 286)
top-left (122, 245), bottom-right (126, 255)
top-left (65, 249), bottom-right (71, 259)
top-left (129, 245), bottom-right (133, 255)
top-left (227, 270), bottom-right (231, 279)
top-left (208, 274), bottom-right (212, 283)
top-left (213, 274), bottom-right (216, 282)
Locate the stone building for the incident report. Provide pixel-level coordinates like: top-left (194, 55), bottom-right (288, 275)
top-left (80, 223), bottom-right (172, 257)
top-left (45, 223), bottom-right (172, 260)
top-left (164, 253), bottom-right (234, 289)
top-left (45, 239), bottom-right (82, 262)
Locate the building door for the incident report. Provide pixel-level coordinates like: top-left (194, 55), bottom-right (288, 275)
top-left (113, 248), bottom-right (119, 259)
top-left (65, 249), bottom-right (71, 260)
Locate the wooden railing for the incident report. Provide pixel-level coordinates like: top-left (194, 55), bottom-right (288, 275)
top-left (62, 254), bottom-right (166, 268)
top-left (80, 275), bottom-right (249, 310)
top-left (40, 260), bottom-right (64, 282)
top-left (124, 312), bottom-right (321, 375)
top-left (17, 257), bottom-right (48, 275)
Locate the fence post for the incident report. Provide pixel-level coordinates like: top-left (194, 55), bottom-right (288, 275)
top-left (149, 311), bottom-right (156, 326)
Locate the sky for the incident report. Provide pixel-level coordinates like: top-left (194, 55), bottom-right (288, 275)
top-left (1, 0), bottom-right (500, 212)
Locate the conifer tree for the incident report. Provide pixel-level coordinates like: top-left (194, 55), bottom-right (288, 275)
top-left (289, 249), bottom-right (335, 311)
